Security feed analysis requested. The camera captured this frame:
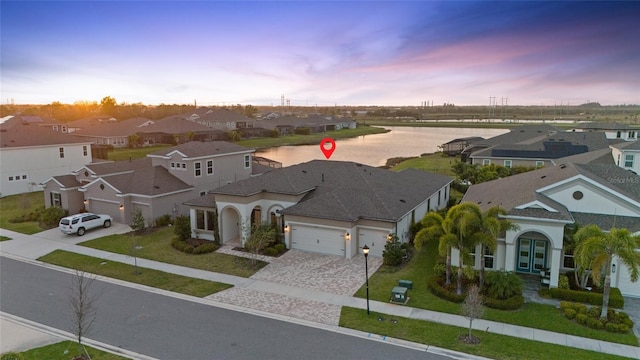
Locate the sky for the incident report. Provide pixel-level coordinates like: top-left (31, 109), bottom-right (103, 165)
top-left (1, 1), bottom-right (639, 106)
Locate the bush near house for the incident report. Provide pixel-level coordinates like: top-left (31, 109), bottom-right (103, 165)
top-left (560, 301), bottom-right (633, 333)
top-left (550, 287), bottom-right (624, 309)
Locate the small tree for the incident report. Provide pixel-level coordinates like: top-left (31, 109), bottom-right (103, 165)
top-left (69, 270), bottom-right (98, 360)
top-left (173, 215), bottom-right (191, 241)
top-left (382, 234), bottom-right (403, 266)
top-left (244, 224), bottom-right (275, 266)
top-left (130, 209), bottom-right (146, 275)
top-left (462, 284), bottom-right (484, 341)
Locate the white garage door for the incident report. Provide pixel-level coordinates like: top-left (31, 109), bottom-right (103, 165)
top-left (616, 256), bottom-right (640, 298)
top-left (291, 225), bottom-right (345, 257)
top-left (88, 199), bottom-right (121, 223)
top-left (358, 228), bottom-right (389, 258)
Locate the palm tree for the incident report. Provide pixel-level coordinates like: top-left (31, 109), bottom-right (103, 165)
top-left (447, 203), bottom-right (484, 295)
top-left (415, 211), bottom-right (457, 285)
top-left (475, 206), bottom-right (518, 288)
top-left (574, 225), bottom-right (640, 319)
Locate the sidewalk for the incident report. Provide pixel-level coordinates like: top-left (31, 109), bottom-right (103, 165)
top-left (1, 227), bottom-right (639, 359)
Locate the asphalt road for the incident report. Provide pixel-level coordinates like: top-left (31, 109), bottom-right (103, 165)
top-left (1, 257), bottom-right (453, 360)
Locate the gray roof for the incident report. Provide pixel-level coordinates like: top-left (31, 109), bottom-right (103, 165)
top-left (84, 158), bottom-right (152, 176)
top-left (575, 163), bottom-right (640, 202)
top-left (610, 141), bottom-right (640, 151)
top-left (45, 174), bottom-right (82, 188)
top-left (147, 141), bottom-right (253, 159)
top-left (552, 147), bottom-right (615, 166)
top-left (0, 121), bottom-right (91, 148)
top-left (571, 212), bottom-right (640, 233)
top-left (101, 166), bottom-right (192, 196)
top-left (183, 194), bottom-right (217, 208)
top-left (472, 124), bottom-right (562, 148)
top-left (212, 160), bottom-right (452, 222)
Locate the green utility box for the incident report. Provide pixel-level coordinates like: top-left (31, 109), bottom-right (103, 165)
top-left (391, 286), bottom-right (408, 304)
top-left (398, 279), bottom-right (413, 289)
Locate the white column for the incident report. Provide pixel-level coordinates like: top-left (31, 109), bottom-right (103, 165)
top-left (504, 243), bottom-right (516, 271)
top-left (550, 248), bottom-right (562, 288)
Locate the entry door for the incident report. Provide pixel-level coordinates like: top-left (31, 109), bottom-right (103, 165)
top-left (517, 238), bottom-right (547, 274)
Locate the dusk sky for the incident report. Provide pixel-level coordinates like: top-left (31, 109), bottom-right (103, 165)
top-left (2, 1), bottom-right (639, 106)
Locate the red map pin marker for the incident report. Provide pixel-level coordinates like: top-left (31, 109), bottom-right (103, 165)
top-left (320, 138), bottom-right (336, 159)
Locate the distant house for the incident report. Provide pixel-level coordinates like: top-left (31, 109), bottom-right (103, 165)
top-left (611, 141), bottom-right (640, 174)
top-left (439, 136), bottom-right (484, 156)
top-left (187, 160), bottom-right (452, 258)
top-left (41, 141), bottom-right (256, 226)
top-left (256, 115), bottom-right (357, 135)
top-left (572, 122), bottom-right (638, 141)
top-left (0, 115), bottom-right (93, 197)
top-left (460, 158), bottom-right (640, 298)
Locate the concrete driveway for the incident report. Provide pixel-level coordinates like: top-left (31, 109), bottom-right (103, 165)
top-left (0, 222), bottom-right (131, 260)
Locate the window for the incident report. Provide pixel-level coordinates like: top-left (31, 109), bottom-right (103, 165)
top-left (181, 163), bottom-right (186, 169)
top-left (563, 248), bottom-right (575, 269)
top-left (244, 154), bottom-right (251, 169)
top-left (83, 146), bottom-right (88, 156)
top-left (194, 162), bottom-right (202, 177)
top-left (206, 211), bottom-right (215, 231)
top-left (482, 159), bottom-right (491, 166)
top-left (207, 160), bottom-right (214, 175)
top-left (465, 247), bottom-right (476, 267)
top-left (199, 191), bottom-right (207, 196)
top-left (438, 190), bottom-right (441, 206)
top-left (59, 147), bottom-right (65, 158)
top-left (572, 191), bottom-right (584, 200)
top-left (535, 161), bottom-right (544, 168)
top-left (50, 192), bottom-right (61, 207)
top-left (170, 162), bottom-right (175, 169)
top-left (8, 176), bottom-right (14, 181)
top-left (504, 160), bottom-right (512, 168)
top-left (22, 175), bottom-right (27, 180)
top-left (484, 247), bottom-right (494, 269)
top-left (617, 131), bottom-right (622, 138)
top-left (196, 210), bottom-right (205, 230)
top-left (624, 154), bottom-right (634, 168)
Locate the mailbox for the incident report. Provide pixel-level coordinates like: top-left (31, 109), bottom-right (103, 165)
top-left (391, 286), bottom-right (408, 304)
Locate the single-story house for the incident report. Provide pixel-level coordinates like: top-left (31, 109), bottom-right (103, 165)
top-left (186, 160), bottom-right (453, 258)
top-left (459, 156), bottom-right (640, 297)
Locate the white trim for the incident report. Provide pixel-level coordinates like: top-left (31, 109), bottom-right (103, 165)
top-left (537, 174), bottom-right (640, 208)
top-left (504, 215), bottom-right (573, 224)
top-left (79, 178), bottom-right (122, 194)
top-left (515, 200), bottom-right (558, 212)
top-left (115, 188), bottom-right (194, 199)
top-left (86, 197), bottom-right (119, 205)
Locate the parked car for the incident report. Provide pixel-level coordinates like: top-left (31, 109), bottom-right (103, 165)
top-left (59, 213), bottom-right (112, 236)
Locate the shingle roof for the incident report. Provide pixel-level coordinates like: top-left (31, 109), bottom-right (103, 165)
top-left (0, 122), bottom-right (91, 148)
top-left (571, 212), bottom-right (640, 232)
top-left (71, 117), bottom-right (151, 137)
top-left (574, 164), bottom-right (640, 202)
top-left (147, 141), bottom-right (253, 159)
top-left (183, 194), bottom-right (216, 208)
top-left (84, 158), bottom-right (152, 176)
top-left (212, 160), bottom-right (453, 222)
top-left (552, 148), bottom-right (615, 166)
top-left (44, 174), bottom-right (82, 188)
top-left (100, 166), bottom-right (192, 196)
top-left (611, 141), bottom-right (640, 151)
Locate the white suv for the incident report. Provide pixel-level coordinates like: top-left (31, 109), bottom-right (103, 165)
top-left (59, 213), bottom-right (112, 236)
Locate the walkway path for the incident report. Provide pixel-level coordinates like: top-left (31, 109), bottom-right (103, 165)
top-left (1, 227), bottom-right (639, 359)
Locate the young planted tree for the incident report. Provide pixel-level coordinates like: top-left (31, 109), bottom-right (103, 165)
top-left (69, 270), bottom-right (98, 360)
top-left (130, 209), bottom-right (146, 275)
top-left (244, 224), bottom-right (275, 266)
top-left (462, 284), bottom-right (484, 343)
top-left (574, 225), bottom-right (640, 319)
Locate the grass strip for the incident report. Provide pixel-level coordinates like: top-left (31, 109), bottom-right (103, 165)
top-left (38, 250), bottom-right (232, 297)
top-left (79, 227), bottom-right (267, 278)
top-left (340, 307), bottom-right (633, 360)
top-left (11, 340), bottom-right (129, 360)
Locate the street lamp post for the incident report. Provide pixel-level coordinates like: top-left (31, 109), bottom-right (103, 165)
top-left (362, 244), bottom-right (370, 315)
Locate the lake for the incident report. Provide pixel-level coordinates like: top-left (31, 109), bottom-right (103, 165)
top-left (256, 126), bottom-right (509, 167)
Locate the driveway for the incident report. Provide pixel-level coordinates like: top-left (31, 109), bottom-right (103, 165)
top-left (0, 222), bottom-right (131, 260)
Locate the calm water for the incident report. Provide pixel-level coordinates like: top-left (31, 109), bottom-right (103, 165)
top-left (256, 127), bottom-right (509, 167)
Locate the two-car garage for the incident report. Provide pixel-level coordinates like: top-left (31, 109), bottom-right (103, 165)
top-left (290, 225), bottom-right (345, 257)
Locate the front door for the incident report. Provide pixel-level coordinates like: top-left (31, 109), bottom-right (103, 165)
top-left (516, 238), bottom-right (547, 274)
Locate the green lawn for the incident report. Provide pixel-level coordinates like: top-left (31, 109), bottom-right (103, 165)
top-left (340, 307), bottom-right (633, 360)
top-left (0, 191), bottom-right (46, 234)
top-left (351, 239), bottom-right (638, 346)
top-left (78, 226), bottom-right (267, 278)
top-left (391, 152), bottom-right (457, 176)
top-left (6, 340), bottom-right (129, 360)
top-left (0, 235), bottom-right (12, 241)
top-left (38, 250), bottom-right (231, 297)
top-left (237, 126), bottom-right (388, 149)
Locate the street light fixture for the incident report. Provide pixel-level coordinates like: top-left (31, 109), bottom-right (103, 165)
top-left (362, 244), bottom-right (370, 315)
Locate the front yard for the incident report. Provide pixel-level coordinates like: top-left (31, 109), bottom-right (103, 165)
top-left (78, 226), bottom-right (267, 278)
top-left (350, 239), bottom-right (638, 346)
top-left (0, 191), bottom-right (45, 234)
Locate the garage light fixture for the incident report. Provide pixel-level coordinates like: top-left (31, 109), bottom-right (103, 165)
top-left (119, 204), bottom-right (124, 210)
top-left (345, 232), bottom-right (351, 241)
top-left (284, 225), bottom-right (289, 232)
top-left (83, 199), bottom-right (88, 205)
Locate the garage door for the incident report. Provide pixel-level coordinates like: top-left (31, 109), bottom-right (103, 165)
top-left (88, 199), bottom-right (122, 223)
top-left (358, 228), bottom-right (389, 258)
top-left (616, 255), bottom-right (640, 298)
top-left (291, 225), bottom-right (345, 256)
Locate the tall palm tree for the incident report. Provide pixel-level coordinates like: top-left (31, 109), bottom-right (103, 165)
top-left (415, 211), bottom-right (457, 285)
top-left (447, 203), bottom-right (484, 295)
top-left (475, 206), bottom-right (518, 288)
top-left (574, 225), bottom-right (640, 319)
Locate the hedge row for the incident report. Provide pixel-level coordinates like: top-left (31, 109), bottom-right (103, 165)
top-left (427, 277), bottom-right (465, 303)
top-left (560, 301), bottom-right (633, 333)
top-left (171, 238), bottom-right (218, 254)
top-left (427, 277), bottom-right (524, 310)
top-left (550, 287), bottom-right (624, 308)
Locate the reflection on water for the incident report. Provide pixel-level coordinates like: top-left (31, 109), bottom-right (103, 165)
top-left (256, 127), bottom-right (509, 167)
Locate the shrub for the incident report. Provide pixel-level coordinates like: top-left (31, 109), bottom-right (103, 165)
top-left (614, 312), bottom-right (634, 327)
top-left (294, 127), bottom-right (311, 135)
top-left (427, 277), bottom-right (465, 303)
top-left (192, 242), bottom-right (218, 254)
top-left (484, 270), bottom-right (522, 299)
top-left (264, 247), bottom-right (278, 256)
top-left (576, 314), bottom-right (588, 325)
top-left (173, 216), bottom-right (191, 241)
top-left (155, 214), bottom-right (173, 227)
top-left (171, 238), bottom-right (193, 253)
top-left (587, 306), bottom-right (601, 318)
top-left (549, 287), bottom-right (624, 308)
top-left (433, 263), bottom-right (447, 278)
top-left (39, 206), bottom-right (68, 228)
top-left (605, 323), bottom-right (619, 333)
top-left (564, 308), bottom-right (577, 320)
top-left (618, 324), bottom-right (630, 333)
top-left (483, 295), bottom-right (524, 310)
top-left (274, 243), bottom-right (285, 253)
top-left (382, 234), bottom-right (403, 266)
top-left (1, 352), bottom-right (24, 360)
top-left (586, 318), bottom-right (604, 330)
top-left (558, 274), bottom-right (570, 289)
top-left (268, 129), bottom-right (280, 138)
